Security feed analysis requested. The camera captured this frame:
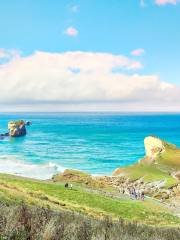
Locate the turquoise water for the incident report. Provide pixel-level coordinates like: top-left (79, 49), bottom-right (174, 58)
top-left (1, 113), bottom-right (180, 179)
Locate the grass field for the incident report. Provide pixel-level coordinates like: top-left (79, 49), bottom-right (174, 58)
top-left (0, 173), bottom-right (179, 227)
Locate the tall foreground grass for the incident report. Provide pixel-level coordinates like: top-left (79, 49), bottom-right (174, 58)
top-left (0, 201), bottom-right (179, 240)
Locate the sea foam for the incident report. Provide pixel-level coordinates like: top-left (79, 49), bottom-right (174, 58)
top-left (0, 155), bottom-right (65, 180)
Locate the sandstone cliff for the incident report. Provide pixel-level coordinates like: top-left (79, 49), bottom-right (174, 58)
top-left (114, 136), bottom-right (179, 176)
top-left (144, 136), bottom-right (165, 162)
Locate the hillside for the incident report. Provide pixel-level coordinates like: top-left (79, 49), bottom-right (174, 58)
top-left (0, 173), bottom-right (180, 240)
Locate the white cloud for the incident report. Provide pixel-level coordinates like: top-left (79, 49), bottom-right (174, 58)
top-left (131, 48), bottom-right (145, 56)
top-left (0, 49), bottom-right (9, 59)
top-left (0, 50), bottom-right (179, 111)
top-left (64, 26), bottom-right (78, 37)
top-left (0, 49), bottom-right (21, 61)
top-left (155, 0), bottom-right (180, 5)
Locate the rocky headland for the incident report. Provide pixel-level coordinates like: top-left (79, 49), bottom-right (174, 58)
top-left (53, 136), bottom-right (180, 210)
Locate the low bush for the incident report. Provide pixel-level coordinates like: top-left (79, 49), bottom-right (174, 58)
top-left (0, 202), bottom-right (179, 240)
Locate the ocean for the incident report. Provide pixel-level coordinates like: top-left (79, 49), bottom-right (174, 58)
top-left (0, 112), bottom-right (180, 179)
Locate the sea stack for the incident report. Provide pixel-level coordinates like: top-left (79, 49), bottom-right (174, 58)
top-left (8, 120), bottom-right (27, 137)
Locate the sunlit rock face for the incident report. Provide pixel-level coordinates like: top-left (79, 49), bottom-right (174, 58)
top-left (112, 167), bottom-right (126, 176)
top-left (172, 171), bottom-right (180, 180)
top-left (113, 135), bottom-right (166, 176)
top-left (8, 120), bottom-right (27, 137)
top-left (144, 136), bottom-right (165, 162)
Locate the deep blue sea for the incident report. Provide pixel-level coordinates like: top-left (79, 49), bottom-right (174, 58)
top-left (1, 113), bottom-right (180, 179)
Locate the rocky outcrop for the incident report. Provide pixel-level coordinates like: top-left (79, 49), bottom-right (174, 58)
top-left (143, 136), bottom-right (165, 162)
top-left (0, 120), bottom-right (31, 138)
top-left (111, 136), bottom-right (180, 208)
top-left (113, 135), bottom-right (179, 175)
top-left (113, 167), bottom-right (126, 176)
top-left (0, 132), bottom-right (9, 137)
top-left (52, 169), bottom-right (110, 189)
top-left (8, 120), bottom-right (27, 137)
top-left (53, 169), bottom-right (91, 183)
top-left (172, 171), bottom-right (180, 180)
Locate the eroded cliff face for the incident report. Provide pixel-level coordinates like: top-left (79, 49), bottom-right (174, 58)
top-left (113, 136), bottom-right (166, 175)
top-left (143, 136), bottom-right (165, 162)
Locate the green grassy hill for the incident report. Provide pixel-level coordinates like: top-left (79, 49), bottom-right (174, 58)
top-left (0, 173), bottom-right (179, 227)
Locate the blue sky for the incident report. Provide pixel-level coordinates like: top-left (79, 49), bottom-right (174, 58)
top-left (0, 0), bottom-right (179, 83)
top-left (0, 0), bottom-right (180, 111)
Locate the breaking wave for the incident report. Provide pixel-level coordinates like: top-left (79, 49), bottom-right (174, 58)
top-left (0, 155), bottom-right (65, 180)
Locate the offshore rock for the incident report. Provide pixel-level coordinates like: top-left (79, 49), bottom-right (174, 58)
top-left (8, 120), bottom-right (27, 137)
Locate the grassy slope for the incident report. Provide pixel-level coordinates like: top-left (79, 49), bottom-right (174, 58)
top-left (121, 142), bottom-right (180, 188)
top-left (0, 173), bottom-right (179, 227)
top-left (157, 144), bottom-right (180, 169)
top-left (124, 164), bottom-right (177, 188)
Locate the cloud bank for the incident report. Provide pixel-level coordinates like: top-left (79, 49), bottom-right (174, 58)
top-left (0, 50), bottom-right (179, 112)
top-left (155, 0), bottom-right (180, 5)
top-left (0, 49), bottom-right (21, 62)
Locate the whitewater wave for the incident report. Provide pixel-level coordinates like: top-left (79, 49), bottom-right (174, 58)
top-left (0, 155), bottom-right (66, 180)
